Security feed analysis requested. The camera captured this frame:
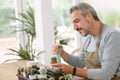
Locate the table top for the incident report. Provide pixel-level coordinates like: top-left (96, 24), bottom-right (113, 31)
top-left (0, 60), bottom-right (85, 80)
top-left (17, 74), bottom-right (85, 80)
top-left (72, 76), bottom-right (85, 80)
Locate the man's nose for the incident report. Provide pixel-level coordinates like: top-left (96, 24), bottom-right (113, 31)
top-left (73, 23), bottom-right (78, 30)
top-left (73, 25), bottom-right (78, 30)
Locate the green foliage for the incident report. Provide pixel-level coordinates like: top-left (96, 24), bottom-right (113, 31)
top-left (59, 39), bottom-right (69, 45)
top-left (55, 31), bottom-right (70, 45)
top-left (4, 44), bottom-right (44, 62)
top-left (4, 5), bottom-right (44, 62)
top-left (51, 56), bottom-right (57, 62)
top-left (47, 68), bottom-right (72, 80)
top-left (9, 5), bottom-right (35, 41)
top-left (52, 68), bottom-right (61, 74)
top-left (21, 6), bottom-right (35, 38)
top-left (105, 11), bottom-right (120, 26)
top-left (98, 10), bottom-right (120, 27)
top-left (7, 44), bottom-right (31, 60)
top-left (0, 3), bottom-right (15, 37)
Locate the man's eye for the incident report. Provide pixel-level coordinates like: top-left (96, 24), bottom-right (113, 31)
top-left (74, 19), bottom-right (79, 23)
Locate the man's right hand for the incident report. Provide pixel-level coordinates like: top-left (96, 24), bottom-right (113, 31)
top-left (52, 44), bottom-right (69, 62)
top-left (52, 44), bottom-right (64, 55)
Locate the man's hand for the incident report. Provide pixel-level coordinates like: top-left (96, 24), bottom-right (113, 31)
top-left (52, 44), bottom-right (64, 55)
top-left (51, 63), bottom-right (73, 75)
top-left (52, 44), bottom-right (69, 61)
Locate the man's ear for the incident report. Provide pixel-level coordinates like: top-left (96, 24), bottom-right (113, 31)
top-left (86, 12), bottom-right (92, 22)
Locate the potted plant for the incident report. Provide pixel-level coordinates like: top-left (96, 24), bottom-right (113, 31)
top-left (4, 5), bottom-right (44, 62)
top-left (55, 30), bottom-right (70, 45)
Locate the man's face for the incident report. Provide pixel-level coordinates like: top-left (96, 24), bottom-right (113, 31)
top-left (70, 9), bottom-right (92, 36)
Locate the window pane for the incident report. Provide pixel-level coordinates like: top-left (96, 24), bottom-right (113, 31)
top-left (0, 0), bottom-right (16, 63)
top-left (83, 0), bottom-right (120, 28)
top-left (52, 0), bottom-right (72, 27)
top-left (0, 0), bottom-right (15, 37)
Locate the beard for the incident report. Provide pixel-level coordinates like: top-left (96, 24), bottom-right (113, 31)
top-left (84, 29), bottom-right (90, 36)
top-left (78, 25), bottom-right (91, 37)
top-left (80, 29), bottom-right (90, 37)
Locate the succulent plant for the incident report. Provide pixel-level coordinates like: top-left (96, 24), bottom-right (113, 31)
top-left (51, 55), bottom-right (57, 64)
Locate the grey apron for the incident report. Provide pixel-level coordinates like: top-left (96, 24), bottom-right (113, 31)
top-left (84, 22), bottom-right (120, 80)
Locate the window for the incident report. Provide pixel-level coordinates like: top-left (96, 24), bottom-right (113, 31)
top-left (0, 0), bottom-right (17, 63)
top-left (52, 0), bottom-right (76, 53)
top-left (83, 0), bottom-right (120, 28)
top-left (0, 0), bottom-right (15, 38)
top-left (0, 0), bottom-right (36, 63)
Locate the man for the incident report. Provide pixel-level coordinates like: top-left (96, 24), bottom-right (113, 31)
top-left (52, 2), bottom-right (120, 80)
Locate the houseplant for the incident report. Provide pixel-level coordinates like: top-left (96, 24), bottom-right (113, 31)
top-left (4, 5), bottom-right (44, 62)
top-left (55, 30), bottom-right (70, 45)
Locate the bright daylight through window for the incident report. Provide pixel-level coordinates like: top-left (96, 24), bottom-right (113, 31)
top-left (0, 0), bottom-right (120, 63)
top-left (0, 0), bottom-right (16, 63)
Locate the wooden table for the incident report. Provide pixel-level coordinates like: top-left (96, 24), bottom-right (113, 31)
top-left (0, 61), bottom-right (27, 80)
top-left (0, 60), bottom-right (44, 80)
top-left (0, 60), bottom-right (84, 80)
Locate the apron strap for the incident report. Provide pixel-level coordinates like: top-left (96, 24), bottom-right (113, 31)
top-left (96, 22), bottom-right (104, 53)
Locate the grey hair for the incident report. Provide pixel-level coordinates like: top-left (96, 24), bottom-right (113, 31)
top-left (70, 2), bottom-right (99, 21)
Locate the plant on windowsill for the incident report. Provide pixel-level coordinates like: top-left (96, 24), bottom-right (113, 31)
top-left (3, 5), bottom-right (44, 63)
